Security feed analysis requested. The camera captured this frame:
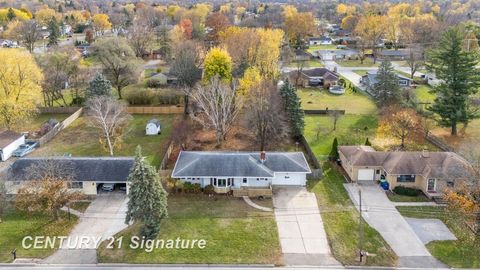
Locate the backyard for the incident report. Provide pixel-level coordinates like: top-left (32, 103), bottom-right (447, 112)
top-left (97, 195), bottom-right (281, 264)
top-left (396, 206), bottom-right (480, 268)
top-left (32, 114), bottom-right (177, 167)
top-left (12, 113), bottom-right (70, 138)
top-left (0, 208), bottom-right (78, 262)
top-left (308, 163), bottom-right (397, 266)
top-left (336, 57), bottom-right (379, 67)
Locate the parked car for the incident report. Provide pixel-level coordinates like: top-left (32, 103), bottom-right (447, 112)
top-left (12, 141), bottom-right (38, 157)
top-left (101, 183), bottom-right (114, 192)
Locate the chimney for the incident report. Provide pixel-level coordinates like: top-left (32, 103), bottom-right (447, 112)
top-left (422, 149), bottom-right (430, 158)
top-left (260, 151), bottom-right (266, 163)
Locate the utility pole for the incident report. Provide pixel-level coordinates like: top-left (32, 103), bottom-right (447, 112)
top-left (358, 188), bottom-right (364, 263)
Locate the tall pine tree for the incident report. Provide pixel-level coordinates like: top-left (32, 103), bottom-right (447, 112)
top-left (86, 73), bottom-right (112, 99)
top-left (372, 60), bottom-right (401, 105)
top-left (125, 146), bottom-right (168, 239)
top-left (47, 17), bottom-right (60, 46)
top-left (428, 27), bottom-right (480, 135)
top-left (280, 79), bottom-right (305, 137)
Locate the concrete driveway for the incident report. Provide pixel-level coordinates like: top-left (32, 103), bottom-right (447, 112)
top-left (344, 184), bottom-right (447, 268)
top-left (273, 187), bottom-right (339, 266)
top-left (42, 193), bottom-right (128, 264)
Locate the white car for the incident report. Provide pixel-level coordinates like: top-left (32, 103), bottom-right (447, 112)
top-left (101, 183), bottom-right (114, 192)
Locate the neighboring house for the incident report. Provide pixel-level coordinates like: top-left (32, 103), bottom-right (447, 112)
top-left (290, 68), bottom-right (340, 88)
top-left (294, 49), bottom-right (313, 61)
top-left (378, 49), bottom-right (409, 60)
top-left (361, 71), bottom-right (412, 91)
top-left (172, 151), bottom-right (311, 194)
top-left (0, 130), bottom-right (25, 161)
top-left (338, 145), bottom-right (471, 198)
top-left (5, 157), bottom-right (134, 195)
top-left (309, 36), bottom-right (333, 46)
top-left (146, 119), bottom-right (161, 135)
top-left (315, 49), bottom-right (358, 61)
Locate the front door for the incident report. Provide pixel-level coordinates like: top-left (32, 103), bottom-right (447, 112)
top-left (427, 179), bottom-right (436, 192)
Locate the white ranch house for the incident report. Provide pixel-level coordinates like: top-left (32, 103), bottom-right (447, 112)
top-left (172, 151), bottom-right (311, 194)
top-left (0, 130), bottom-right (25, 161)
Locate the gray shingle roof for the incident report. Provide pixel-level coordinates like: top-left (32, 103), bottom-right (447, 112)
top-left (172, 151), bottom-right (311, 178)
top-left (147, 119), bottom-right (161, 127)
top-left (300, 68), bottom-right (340, 80)
top-left (0, 130), bottom-right (23, 149)
top-left (9, 157), bottom-right (134, 182)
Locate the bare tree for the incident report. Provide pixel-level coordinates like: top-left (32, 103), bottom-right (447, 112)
top-left (186, 76), bottom-right (242, 145)
top-left (15, 158), bottom-right (83, 220)
top-left (86, 96), bottom-right (132, 156)
top-left (328, 110), bottom-right (343, 131)
top-left (19, 20), bottom-right (42, 53)
top-left (128, 23), bottom-right (155, 57)
top-left (406, 46), bottom-right (424, 79)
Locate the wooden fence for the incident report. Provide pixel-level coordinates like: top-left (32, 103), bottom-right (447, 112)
top-left (126, 106), bottom-right (184, 114)
top-left (304, 109), bottom-right (346, 115)
top-left (39, 107), bottom-right (81, 114)
top-left (37, 108), bottom-right (83, 146)
top-left (297, 135), bottom-right (322, 180)
top-left (425, 132), bottom-right (455, 152)
top-left (158, 141), bottom-right (174, 171)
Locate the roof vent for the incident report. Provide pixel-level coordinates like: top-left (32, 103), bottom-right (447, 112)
top-left (260, 151), bottom-right (266, 163)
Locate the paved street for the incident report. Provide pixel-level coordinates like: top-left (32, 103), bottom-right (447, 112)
top-left (344, 184), bottom-right (447, 268)
top-left (41, 194), bottom-right (128, 264)
top-left (272, 187), bottom-right (339, 266)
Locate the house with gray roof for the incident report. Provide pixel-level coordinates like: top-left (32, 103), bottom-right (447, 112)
top-left (289, 68), bottom-right (340, 88)
top-left (0, 130), bottom-right (25, 161)
top-left (5, 157), bottom-right (134, 195)
top-left (172, 151), bottom-right (311, 193)
top-left (338, 145), bottom-right (472, 198)
top-left (361, 70), bottom-right (412, 92)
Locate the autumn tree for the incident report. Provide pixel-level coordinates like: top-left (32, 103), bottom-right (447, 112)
top-left (91, 37), bottom-right (142, 99)
top-left (86, 96), bottom-right (131, 156)
top-left (238, 67), bottom-right (262, 97)
top-left (126, 146), bottom-right (168, 239)
top-left (246, 80), bottom-right (288, 151)
top-left (205, 12), bottom-right (230, 41)
top-left (15, 158), bottom-right (83, 220)
top-left (284, 10), bottom-right (316, 49)
top-left (354, 15), bottom-right (385, 63)
top-left (219, 26), bottom-right (260, 74)
top-left (378, 106), bottom-right (424, 149)
top-left (0, 49), bottom-right (42, 130)
top-left (35, 6), bottom-right (58, 26)
top-left (186, 76), bottom-right (242, 145)
top-left (428, 27), bottom-right (480, 135)
top-left (179, 19), bottom-right (193, 40)
top-left (203, 47), bottom-right (233, 81)
top-left (92, 14), bottom-right (112, 35)
top-left (372, 60), bottom-right (401, 105)
top-left (341, 15), bottom-right (359, 33)
top-left (16, 20), bottom-right (42, 52)
top-left (128, 22), bottom-right (155, 57)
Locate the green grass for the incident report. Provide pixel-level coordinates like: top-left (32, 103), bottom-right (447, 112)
top-left (336, 57), bottom-right (379, 67)
top-left (353, 70), bottom-right (369, 76)
top-left (304, 114), bottom-right (378, 160)
top-left (0, 210), bottom-right (78, 262)
top-left (396, 206), bottom-right (480, 268)
top-left (97, 195), bottom-right (281, 264)
top-left (308, 163), bottom-right (397, 266)
top-left (287, 60), bottom-right (323, 68)
top-left (12, 114), bottom-right (70, 135)
top-left (32, 115), bottom-right (177, 167)
top-left (298, 88), bottom-right (377, 115)
top-left (69, 201), bottom-right (91, 213)
top-left (415, 85), bottom-right (435, 103)
top-left (307, 44), bottom-right (338, 53)
top-left (386, 193), bottom-right (431, 203)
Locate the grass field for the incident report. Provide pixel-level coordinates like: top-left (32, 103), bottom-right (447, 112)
top-left (307, 44), bottom-right (338, 53)
top-left (336, 57), bottom-right (379, 67)
top-left (396, 206), bottom-right (480, 268)
top-left (32, 114), bottom-right (177, 167)
top-left (12, 114), bottom-right (70, 135)
top-left (414, 85), bottom-right (436, 103)
top-left (97, 195), bottom-right (281, 264)
top-left (0, 210), bottom-right (78, 262)
top-left (298, 88), bottom-right (377, 115)
top-left (308, 164), bottom-right (397, 266)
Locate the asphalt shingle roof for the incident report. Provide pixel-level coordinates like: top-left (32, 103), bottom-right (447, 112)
top-left (0, 130), bottom-right (23, 149)
top-left (172, 151), bottom-right (311, 178)
top-left (9, 157), bottom-right (134, 182)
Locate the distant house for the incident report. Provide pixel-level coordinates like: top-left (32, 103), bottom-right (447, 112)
top-left (309, 36), bottom-right (333, 46)
top-left (361, 71), bottom-right (412, 91)
top-left (172, 151), bottom-right (311, 194)
top-left (294, 49), bottom-right (313, 61)
top-left (5, 157), bottom-right (134, 195)
top-left (146, 119), bottom-right (161, 135)
top-left (338, 146), bottom-right (472, 199)
top-left (0, 130), bottom-right (25, 161)
top-left (290, 68), bottom-right (340, 88)
top-left (378, 49), bottom-right (410, 60)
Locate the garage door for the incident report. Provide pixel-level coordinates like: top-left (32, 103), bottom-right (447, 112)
top-left (358, 169), bottom-right (374, 181)
top-left (272, 174), bottom-right (306, 186)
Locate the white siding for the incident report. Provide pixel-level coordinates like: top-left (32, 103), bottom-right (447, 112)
top-left (272, 173), bottom-right (306, 186)
top-left (0, 135), bottom-right (25, 161)
top-left (358, 169), bottom-right (374, 181)
top-left (83, 181), bottom-right (97, 195)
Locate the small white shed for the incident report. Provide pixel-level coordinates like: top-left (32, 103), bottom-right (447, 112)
top-left (0, 130), bottom-right (25, 161)
top-left (145, 119), bottom-right (161, 135)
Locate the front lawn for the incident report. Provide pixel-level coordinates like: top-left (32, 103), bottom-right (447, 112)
top-left (32, 114), bottom-right (177, 167)
top-left (97, 195), bottom-right (281, 264)
top-left (308, 163), bottom-right (397, 266)
top-left (304, 114), bottom-right (378, 160)
top-left (307, 44), bottom-right (338, 53)
top-left (414, 85), bottom-right (435, 103)
top-left (336, 57), bottom-right (379, 67)
top-left (386, 193), bottom-right (431, 203)
top-left (396, 206), bottom-right (480, 268)
top-left (298, 88), bottom-right (377, 115)
top-left (0, 210), bottom-right (78, 262)
top-left (69, 201), bottom-right (91, 213)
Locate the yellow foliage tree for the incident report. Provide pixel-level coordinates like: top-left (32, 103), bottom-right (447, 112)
top-left (35, 6), bottom-right (58, 26)
top-left (203, 47), bottom-right (232, 81)
top-left (284, 11), bottom-right (316, 46)
top-left (92, 13), bottom-right (112, 34)
top-left (336, 3), bottom-right (356, 15)
top-left (254, 28), bottom-right (284, 78)
top-left (192, 3), bottom-right (211, 23)
top-left (219, 4), bottom-right (231, 14)
top-left (238, 67), bottom-right (261, 97)
top-left (387, 3), bottom-right (420, 18)
top-left (354, 15), bottom-right (385, 62)
top-left (0, 8), bottom-right (31, 24)
top-left (282, 5), bottom-right (297, 18)
top-left (0, 49), bottom-right (43, 130)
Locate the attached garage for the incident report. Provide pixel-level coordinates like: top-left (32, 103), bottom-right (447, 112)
top-left (358, 169), bottom-right (375, 181)
top-left (272, 173), bottom-right (307, 186)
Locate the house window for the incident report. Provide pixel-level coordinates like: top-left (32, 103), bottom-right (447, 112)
top-left (285, 176), bottom-right (290, 179)
top-left (397, 175), bottom-right (415, 183)
top-left (447, 181), bottom-right (454, 188)
top-left (398, 80), bottom-right (408, 86)
top-left (376, 170), bottom-right (380, 174)
top-left (68, 182), bottom-right (83, 189)
top-left (243, 178), bottom-right (247, 184)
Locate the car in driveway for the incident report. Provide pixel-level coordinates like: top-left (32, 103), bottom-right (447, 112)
top-left (12, 141), bottom-right (38, 157)
top-left (101, 183), bottom-right (114, 192)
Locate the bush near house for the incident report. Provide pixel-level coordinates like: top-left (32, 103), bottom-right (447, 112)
top-left (124, 88), bottom-right (183, 106)
top-left (393, 186), bottom-right (422, 197)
